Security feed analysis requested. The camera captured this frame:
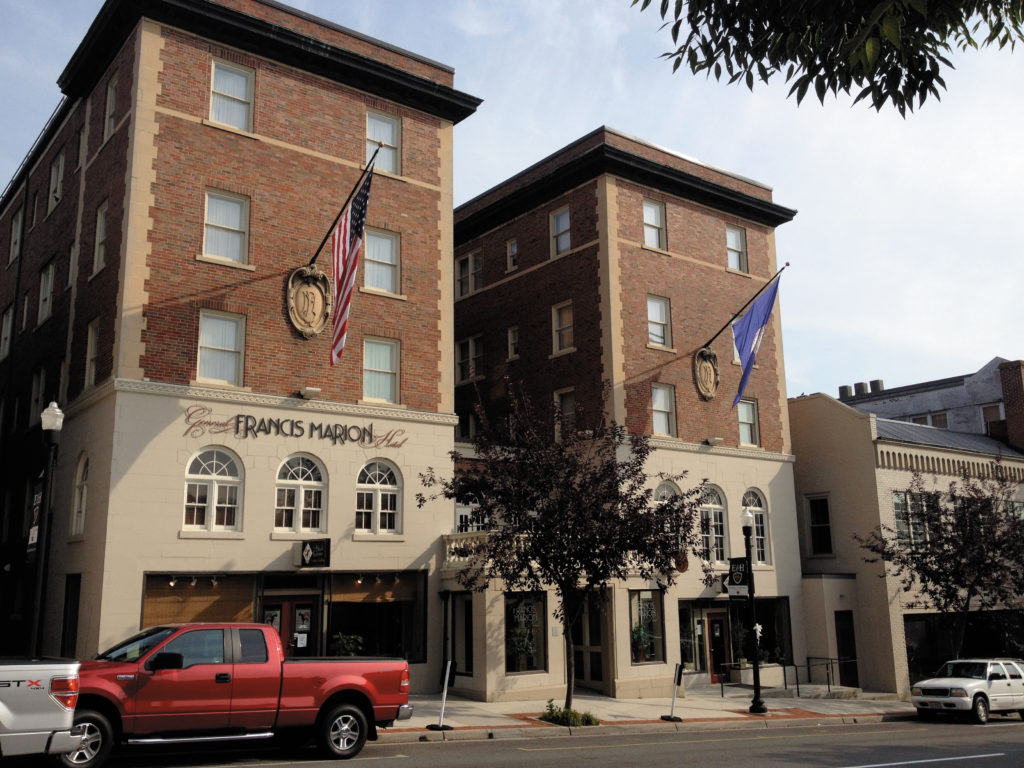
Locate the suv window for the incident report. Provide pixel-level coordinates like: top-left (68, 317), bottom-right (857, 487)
top-left (239, 629), bottom-right (268, 663)
top-left (161, 629), bottom-right (226, 667)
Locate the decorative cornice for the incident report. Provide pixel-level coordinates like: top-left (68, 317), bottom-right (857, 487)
top-left (113, 378), bottom-right (459, 426)
top-left (649, 435), bottom-right (796, 464)
top-left (58, 0), bottom-right (481, 124)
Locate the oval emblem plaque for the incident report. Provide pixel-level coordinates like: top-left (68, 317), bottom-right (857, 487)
top-left (287, 265), bottom-right (331, 339)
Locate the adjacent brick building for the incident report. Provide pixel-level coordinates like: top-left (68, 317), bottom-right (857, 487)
top-left (0, 0), bottom-right (479, 693)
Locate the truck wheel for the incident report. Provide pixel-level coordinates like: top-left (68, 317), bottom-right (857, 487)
top-left (972, 695), bottom-right (990, 724)
top-left (319, 703), bottom-right (368, 759)
top-left (60, 709), bottom-right (114, 768)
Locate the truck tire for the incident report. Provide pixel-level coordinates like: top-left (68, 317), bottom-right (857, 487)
top-left (972, 695), bottom-right (990, 724)
top-left (60, 709), bottom-right (114, 768)
top-left (319, 703), bottom-right (368, 759)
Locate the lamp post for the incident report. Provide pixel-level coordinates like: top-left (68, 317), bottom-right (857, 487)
top-left (742, 508), bottom-right (766, 714)
top-left (29, 401), bottom-right (64, 656)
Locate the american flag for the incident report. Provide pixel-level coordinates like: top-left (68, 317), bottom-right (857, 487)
top-left (330, 169), bottom-right (374, 365)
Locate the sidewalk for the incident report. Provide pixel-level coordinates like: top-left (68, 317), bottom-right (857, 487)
top-left (386, 683), bottom-right (918, 744)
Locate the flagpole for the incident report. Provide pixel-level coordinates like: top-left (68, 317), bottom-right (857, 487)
top-left (308, 144), bottom-right (381, 267)
top-left (697, 261), bottom-right (789, 352)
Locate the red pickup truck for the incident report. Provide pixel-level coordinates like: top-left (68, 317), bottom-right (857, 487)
top-left (61, 623), bottom-right (411, 767)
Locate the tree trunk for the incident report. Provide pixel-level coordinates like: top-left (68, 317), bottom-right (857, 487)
top-left (564, 618), bottom-right (575, 712)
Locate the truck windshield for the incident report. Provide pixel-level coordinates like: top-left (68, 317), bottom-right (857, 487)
top-left (96, 627), bottom-right (176, 662)
top-left (938, 662), bottom-right (988, 680)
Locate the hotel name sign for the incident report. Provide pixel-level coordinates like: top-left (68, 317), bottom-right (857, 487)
top-left (183, 405), bottom-right (409, 449)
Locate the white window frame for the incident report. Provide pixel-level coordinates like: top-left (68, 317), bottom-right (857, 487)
top-left (738, 399), bottom-right (760, 446)
top-left (363, 338), bottom-right (399, 403)
top-left (183, 447), bottom-right (243, 532)
top-left (355, 460), bottom-right (402, 534)
top-left (210, 60), bottom-right (254, 132)
top-left (455, 253), bottom-right (482, 297)
top-left (700, 487), bottom-right (727, 563)
top-left (743, 489), bottom-right (770, 564)
top-left (93, 200), bottom-right (108, 275)
top-left (551, 207), bottom-right (571, 255)
top-left (647, 295), bottom-right (671, 347)
top-left (9, 207), bottom-right (23, 265)
top-left (71, 454), bottom-right (89, 537)
top-left (652, 383), bottom-right (676, 436)
top-left (552, 301), bottom-right (574, 354)
top-left (0, 305), bottom-right (13, 360)
top-left (456, 411), bottom-right (479, 442)
top-left (456, 502), bottom-right (487, 533)
top-left (364, 229), bottom-right (400, 294)
top-left (507, 326), bottom-right (519, 360)
top-left (275, 454), bottom-right (326, 533)
top-left (85, 319), bottom-right (100, 388)
top-left (643, 199), bottom-right (665, 249)
top-left (104, 74), bottom-right (118, 141)
top-left (506, 239), bottom-right (519, 271)
top-left (197, 310), bottom-right (245, 387)
top-left (48, 152), bottom-right (64, 213)
top-left (727, 225), bottom-right (747, 272)
top-left (203, 190), bottom-right (249, 264)
top-left (366, 111), bottom-right (400, 174)
top-left (37, 262), bottom-right (55, 324)
top-left (456, 335), bottom-right (483, 384)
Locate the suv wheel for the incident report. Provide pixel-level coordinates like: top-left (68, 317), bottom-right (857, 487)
top-left (972, 695), bottom-right (990, 724)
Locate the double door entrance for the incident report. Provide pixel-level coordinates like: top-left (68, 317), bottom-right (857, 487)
top-left (263, 596), bottom-right (318, 658)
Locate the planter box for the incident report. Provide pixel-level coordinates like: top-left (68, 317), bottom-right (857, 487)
top-left (729, 663), bottom-right (793, 687)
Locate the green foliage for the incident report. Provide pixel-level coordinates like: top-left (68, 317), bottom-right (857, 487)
top-left (540, 699), bottom-right (600, 727)
top-left (329, 633), bottom-right (364, 656)
top-left (633, 0), bottom-right (1024, 114)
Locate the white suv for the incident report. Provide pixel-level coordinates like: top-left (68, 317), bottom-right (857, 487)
top-left (911, 659), bottom-right (1024, 723)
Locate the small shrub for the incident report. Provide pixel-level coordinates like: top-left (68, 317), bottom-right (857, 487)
top-left (539, 699), bottom-right (599, 727)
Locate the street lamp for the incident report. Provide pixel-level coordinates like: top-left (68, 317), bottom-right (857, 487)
top-left (741, 508), bottom-right (767, 714)
top-left (29, 401), bottom-right (64, 656)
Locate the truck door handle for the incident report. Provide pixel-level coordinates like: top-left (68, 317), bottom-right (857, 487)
top-left (215, 673), bottom-right (231, 683)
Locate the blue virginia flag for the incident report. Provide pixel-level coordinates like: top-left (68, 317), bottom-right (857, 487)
top-left (731, 277), bottom-right (781, 407)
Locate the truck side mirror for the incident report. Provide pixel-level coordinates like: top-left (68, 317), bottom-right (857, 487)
top-left (148, 652), bottom-right (184, 672)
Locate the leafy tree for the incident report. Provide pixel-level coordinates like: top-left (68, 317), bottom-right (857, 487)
top-left (634, 0), bottom-right (1024, 114)
top-left (856, 465), bottom-right (1024, 658)
top-left (419, 386), bottom-right (713, 711)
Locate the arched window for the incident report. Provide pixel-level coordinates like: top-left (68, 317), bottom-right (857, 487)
top-left (71, 454), bottom-right (88, 536)
top-left (743, 489), bottom-right (769, 564)
top-left (700, 487), bottom-right (727, 562)
top-left (655, 481), bottom-right (680, 502)
top-left (356, 461), bottom-right (401, 534)
top-left (275, 455), bottom-right (325, 532)
top-left (184, 448), bottom-right (242, 531)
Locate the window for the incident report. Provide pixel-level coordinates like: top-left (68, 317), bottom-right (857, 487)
top-left (738, 399), bottom-right (759, 445)
top-left (652, 383), bottom-right (675, 436)
top-left (552, 301), bottom-right (574, 353)
top-left (71, 454), bottom-right (89, 536)
top-left (910, 412), bottom-right (947, 428)
top-left (507, 326), bottom-right (519, 360)
top-left (555, 387), bottom-right (576, 438)
top-left (48, 152), bottom-right (64, 213)
top-left (456, 336), bottom-right (482, 383)
top-left (456, 503), bottom-right (488, 533)
top-left (103, 74), bottom-right (117, 141)
top-left (808, 496), bottom-right (833, 555)
top-left (655, 481), bottom-right (680, 502)
top-left (238, 629), bottom-right (268, 663)
top-left (365, 230), bottom-right (399, 293)
top-left (551, 208), bottom-right (571, 255)
top-left (37, 262), bottom-right (55, 324)
top-left (275, 455), bottom-right (325, 532)
top-left (30, 367), bottom-right (46, 423)
top-left (184, 448), bottom-right (242, 531)
top-left (77, 127), bottom-right (87, 168)
top-left (647, 295), bottom-right (671, 347)
top-left (643, 200), bottom-right (665, 249)
top-left (355, 460), bottom-right (401, 533)
top-left (630, 589), bottom-right (665, 664)
top-left (197, 311), bottom-right (245, 386)
top-left (455, 253), bottom-right (481, 297)
top-left (982, 404), bottom-right (1003, 435)
top-left (93, 201), bottom-right (108, 274)
top-left (505, 592), bottom-right (546, 673)
top-left (9, 207), bottom-right (23, 264)
top-left (210, 61), bottom-right (253, 131)
top-left (506, 239), bottom-right (518, 271)
top-left (893, 491), bottom-right (932, 548)
top-left (161, 629), bottom-right (226, 668)
top-left (85, 319), bottom-right (100, 388)
top-left (727, 225), bottom-right (747, 272)
top-left (743, 489), bottom-right (769, 564)
top-left (367, 112), bottom-right (400, 174)
top-left (363, 338), bottom-right (399, 403)
top-left (456, 411), bottom-right (479, 441)
top-left (700, 487), bottom-right (727, 562)
top-left (0, 305), bottom-right (13, 360)
top-left (204, 191), bottom-right (249, 264)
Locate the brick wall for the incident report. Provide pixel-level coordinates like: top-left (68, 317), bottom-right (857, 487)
top-left (1000, 360), bottom-right (1024, 452)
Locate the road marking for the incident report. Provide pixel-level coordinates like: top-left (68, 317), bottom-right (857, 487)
top-left (840, 755), bottom-right (1004, 768)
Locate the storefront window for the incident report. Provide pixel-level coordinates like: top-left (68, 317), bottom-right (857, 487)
top-left (505, 592), bottom-right (546, 673)
top-left (728, 597), bottom-right (793, 665)
top-left (327, 572), bottom-right (426, 663)
top-left (630, 589), bottom-right (665, 664)
top-left (452, 592), bottom-right (474, 676)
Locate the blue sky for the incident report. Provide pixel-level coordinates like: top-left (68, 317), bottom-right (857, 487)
top-left (2, 0), bottom-right (1021, 398)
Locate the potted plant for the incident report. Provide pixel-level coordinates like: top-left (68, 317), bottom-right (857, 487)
top-left (631, 623), bottom-right (653, 662)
